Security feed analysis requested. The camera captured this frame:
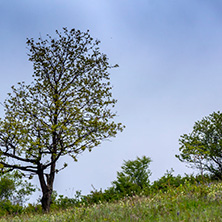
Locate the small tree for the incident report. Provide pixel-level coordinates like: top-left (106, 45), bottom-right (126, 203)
top-left (112, 156), bottom-right (152, 195)
top-left (176, 111), bottom-right (222, 179)
top-left (0, 171), bottom-right (35, 206)
top-left (0, 28), bottom-right (124, 212)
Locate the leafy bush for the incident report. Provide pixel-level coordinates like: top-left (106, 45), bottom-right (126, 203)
top-left (150, 169), bottom-right (186, 192)
top-left (0, 200), bottom-right (23, 217)
top-left (0, 171), bottom-right (35, 216)
top-left (0, 171), bottom-right (35, 206)
top-left (150, 169), bottom-right (216, 193)
top-left (82, 186), bottom-right (121, 205)
top-left (0, 176), bottom-right (15, 201)
top-left (24, 203), bottom-right (42, 214)
top-left (47, 190), bottom-right (83, 210)
top-left (112, 156), bottom-right (152, 196)
top-left (0, 170), bottom-right (36, 217)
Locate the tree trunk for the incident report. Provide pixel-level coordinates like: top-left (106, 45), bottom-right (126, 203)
top-left (41, 185), bottom-right (52, 213)
top-left (38, 115), bottom-right (57, 212)
top-left (38, 168), bottom-right (54, 213)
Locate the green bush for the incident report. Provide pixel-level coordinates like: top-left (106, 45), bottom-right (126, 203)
top-left (0, 200), bottom-right (23, 216)
top-left (151, 169), bottom-right (186, 193)
top-left (24, 203), bottom-right (42, 214)
top-left (77, 156), bottom-right (153, 206)
top-left (0, 171), bottom-right (35, 206)
top-left (0, 171), bottom-right (36, 217)
top-left (82, 186), bottom-right (122, 205)
top-left (53, 195), bottom-right (78, 209)
top-left (150, 169), bottom-right (216, 193)
top-left (112, 156), bottom-right (152, 196)
top-left (48, 190), bottom-right (83, 210)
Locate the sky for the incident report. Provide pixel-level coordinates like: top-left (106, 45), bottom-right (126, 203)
top-left (1, 0), bottom-right (222, 202)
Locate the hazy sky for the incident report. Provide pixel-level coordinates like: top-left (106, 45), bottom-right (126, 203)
top-left (1, 0), bottom-right (222, 201)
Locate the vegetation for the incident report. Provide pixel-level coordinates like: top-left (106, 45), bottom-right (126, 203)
top-left (176, 111), bottom-right (222, 179)
top-left (0, 28), bottom-right (124, 212)
top-left (0, 171), bottom-right (35, 206)
top-left (112, 156), bottom-right (151, 196)
top-left (0, 178), bottom-right (222, 221)
top-left (0, 171), bottom-right (35, 216)
top-left (0, 156), bottom-right (221, 221)
top-left (76, 156), bottom-right (152, 205)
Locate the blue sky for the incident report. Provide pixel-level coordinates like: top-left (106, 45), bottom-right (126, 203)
top-left (1, 0), bottom-right (222, 201)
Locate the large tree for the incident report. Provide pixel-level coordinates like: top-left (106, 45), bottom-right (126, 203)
top-left (0, 28), bottom-right (124, 212)
top-left (176, 111), bottom-right (222, 179)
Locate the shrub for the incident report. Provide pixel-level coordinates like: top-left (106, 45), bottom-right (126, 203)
top-left (150, 169), bottom-right (217, 193)
top-left (0, 171), bottom-right (35, 206)
top-left (0, 200), bottom-right (23, 217)
top-left (112, 156), bottom-right (152, 196)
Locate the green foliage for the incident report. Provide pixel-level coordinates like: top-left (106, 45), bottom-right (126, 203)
top-left (0, 176), bottom-right (15, 201)
top-left (150, 169), bottom-right (213, 193)
top-left (0, 171), bottom-right (35, 217)
top-left (0, 28), bottom-right (124, 168)
top-left (0, 200), bottom-right (23, 217)
top-left (151, 169), bottom-right (185, 193)
top-left (112, 156), bottom-right (152, 196)
top-left (176, 111), bottom-right (222, 179)
top-left (82, 186), bottom-right (120, 205)
top-left (24, 203), bottom-right (42, 214)
top-left (0, 171), bottom-right (35, 206)
top-left (49, 190), bottom-right (82, 210)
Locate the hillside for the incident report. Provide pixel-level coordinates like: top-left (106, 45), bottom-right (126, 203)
top-left (1, 181), bottom-right (222, 222)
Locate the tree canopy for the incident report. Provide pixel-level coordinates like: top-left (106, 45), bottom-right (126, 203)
top-left (176, 111), bottom-right (222, 179)
top-left (0, 28), bottom-right (124, 212)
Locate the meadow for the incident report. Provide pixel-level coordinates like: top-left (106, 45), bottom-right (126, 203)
top-left (1, 179), bottom-right (222, 222)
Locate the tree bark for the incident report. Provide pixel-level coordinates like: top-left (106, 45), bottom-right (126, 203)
top-left (41, 186), bottom-right (52, 213)
top-left (38, 165), bottom-right (54, 213)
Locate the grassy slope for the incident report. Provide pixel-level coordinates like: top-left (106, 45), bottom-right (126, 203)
top-left (1, 182), bottom-right (222, 222)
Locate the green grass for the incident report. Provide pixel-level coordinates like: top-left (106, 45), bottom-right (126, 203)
top-left (1, 181), bottom-right (222, 221)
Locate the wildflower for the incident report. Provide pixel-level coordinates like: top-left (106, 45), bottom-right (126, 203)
top-left (177, 211), bottom-right (180, 216)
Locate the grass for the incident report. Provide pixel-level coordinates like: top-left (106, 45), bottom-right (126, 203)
top-left (1, 181), bottom-right (222, 221)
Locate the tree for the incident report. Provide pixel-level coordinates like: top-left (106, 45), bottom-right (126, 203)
top-left (0, 171), bottom-right (35, 206)
top-left (112, 156), bottom-right (152, 195)
top-left (176, 111), bottom-right (222, 179)
top-left (0, 28), bottom-right (124, 212)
